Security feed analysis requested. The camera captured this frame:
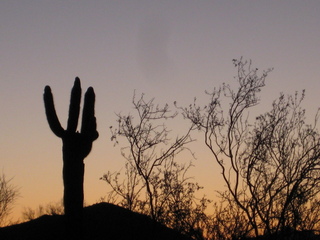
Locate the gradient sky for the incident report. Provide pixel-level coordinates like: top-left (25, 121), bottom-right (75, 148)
top-left (1, 1), bottom-right (320, 222)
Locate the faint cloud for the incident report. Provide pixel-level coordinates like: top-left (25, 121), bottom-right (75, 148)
top-left (136, 14), bottom-right (174, 83)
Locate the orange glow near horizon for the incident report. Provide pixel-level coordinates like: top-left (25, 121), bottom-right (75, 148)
top-left (1, 1), bottom-right (320, 226)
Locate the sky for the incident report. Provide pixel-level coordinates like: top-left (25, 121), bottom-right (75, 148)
top-left (1, 0), bottom-right (320, 222)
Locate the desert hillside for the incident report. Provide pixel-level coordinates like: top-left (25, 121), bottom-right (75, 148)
top-left (0, 203), bottom-right (192, 240)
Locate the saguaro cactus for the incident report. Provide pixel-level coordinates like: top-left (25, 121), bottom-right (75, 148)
top-left (43, 77), bottom-right (98, 225)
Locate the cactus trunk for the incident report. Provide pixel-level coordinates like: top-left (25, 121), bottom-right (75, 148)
top-left (63, 142), bottom-right (85, 219)
top-left (43, 77), bottom-right (98, 237)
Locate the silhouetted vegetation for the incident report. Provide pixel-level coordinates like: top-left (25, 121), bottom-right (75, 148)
top-left (3, 59), bottom-right (320, 239)
top-left (102, 58), bottom-right (320, 239)
top-left (101, 93), bottom-right (210, 239)
top-left (21, 201), bottom-right (64, 222)
top-left (43, 77), bottom-right (98, 237)
top-left (180, 58), bottom-right (320, 239)
top-left (0, 173), bottom-right (19, 227)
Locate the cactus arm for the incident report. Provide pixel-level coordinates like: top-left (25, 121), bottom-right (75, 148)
top-left (43, 86), bottom-right (65, 138)
top-left (67, 77), bottom-right (81, 132)
top-left (43, 77), bottom-right (99, 236)
top-left (81, 87), bottom-right (99, 141)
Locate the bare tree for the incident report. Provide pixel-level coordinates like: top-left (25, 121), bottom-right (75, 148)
top-left (101, 93), bottom-right (210, 239)
top-left (180, 58), bottom-right (320, 238)
top-left (0, 173), bottom-right (19, 227)
top-left (101, 161), bottom-right (143, 211)
top-left (245, 91), bottom-right (320, 235)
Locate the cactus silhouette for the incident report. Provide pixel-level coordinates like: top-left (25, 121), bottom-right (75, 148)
top-left (43, 77), bottom-right (98, 232)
